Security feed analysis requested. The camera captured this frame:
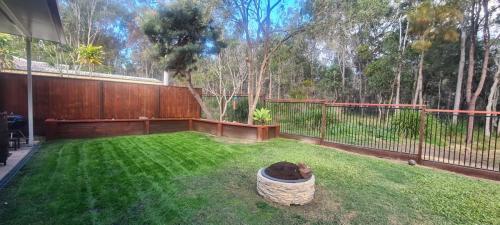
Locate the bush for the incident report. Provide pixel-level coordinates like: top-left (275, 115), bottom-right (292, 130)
top-left (391, 109), bottom-right (442, 140)
top-left (297, 108), bottom-right (322, 127)
top-left (253, 108), bottom-right (272, 125)
top-left (232, 98), bottom-right (249, 122)
top-left (392, 110), bottom-right (421, 138)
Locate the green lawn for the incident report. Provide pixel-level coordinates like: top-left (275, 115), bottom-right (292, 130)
top-left (0, 132), bottom-right (499, 225)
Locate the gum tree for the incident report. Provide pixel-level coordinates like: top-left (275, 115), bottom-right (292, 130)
top-left (407, 1), bottom-right (461, 105)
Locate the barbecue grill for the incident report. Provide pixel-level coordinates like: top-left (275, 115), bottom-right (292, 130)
top-left (7, 114), bottom-right (28, 147)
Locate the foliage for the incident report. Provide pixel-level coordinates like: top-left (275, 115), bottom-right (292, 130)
top-left (233, 98), bottom-right (249, 122)
top-left (142, 2), bottom-right (225, 75)
top-left (316, 65), bottom-right (343, 99)
top-left (391, 109), bottom-right (443, 140)
top-left (1, 0), bottom-right (498, 112)
top-left (391, 110), bottom-right (421, 138)
top-left (0, 34), bottom-right (14, 70)
top-left (364, 56), bottom-right (395, 97)
top-left (407, 1), bottom-right (462, 53)
top-left (289, 80), bottom-right (315, 99)
top-left (77, 45), bottom-right (104, 69)
top-left (252, 108), bottom-right (272, 125)
top-left (356, 44), bottom-right (373, 63)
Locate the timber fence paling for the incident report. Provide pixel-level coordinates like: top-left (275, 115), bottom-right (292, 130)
top-left (264, 99), bottom-right (500, 179)
top-left (0, 72), bottom-right (202, 135)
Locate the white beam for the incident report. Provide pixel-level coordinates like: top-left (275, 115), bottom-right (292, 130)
top-left (0, 1), bottom-right (30, 36)
top-left (26, 38), bottom-right (34, 146)
top-left (163, 71), bottom-right (170, 86)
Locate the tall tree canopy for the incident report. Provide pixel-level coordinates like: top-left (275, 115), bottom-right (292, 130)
top-left (142, 2), bottom-right (226, 119)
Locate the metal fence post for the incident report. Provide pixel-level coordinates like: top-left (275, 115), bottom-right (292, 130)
top-left (320, 102), bottom-right (327, 144)
top-left (417, 106), bottom-right (427, 164)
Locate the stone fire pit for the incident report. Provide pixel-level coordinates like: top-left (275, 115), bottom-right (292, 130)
top-left (256, 162), bottom-right (315, 206)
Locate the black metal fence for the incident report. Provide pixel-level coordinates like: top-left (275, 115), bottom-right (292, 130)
top-left (202, 95), bottom-right (250, 123)
top-left (423, 110), bottom-right (500, 171)
top-left (202, 95), bottom-right (265, 123)
top-left (265, 99), bottom-right (500, 173)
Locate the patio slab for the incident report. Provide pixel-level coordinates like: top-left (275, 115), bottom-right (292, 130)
top-left (0, 143), bottom-right (38, 189)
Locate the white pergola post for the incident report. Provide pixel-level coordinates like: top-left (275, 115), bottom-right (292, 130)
top-left (163, 70), bottom-right (170, 86)
top-left (0, 0), bottom-right (65, 146)
top-left (26, 37), bottom-right (34, 146)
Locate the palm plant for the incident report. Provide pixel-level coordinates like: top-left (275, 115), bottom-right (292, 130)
top-left (77, 44), bottom-right (104, 75)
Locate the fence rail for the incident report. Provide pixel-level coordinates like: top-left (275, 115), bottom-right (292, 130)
top-left (265, 99), bottom-right (500, 175)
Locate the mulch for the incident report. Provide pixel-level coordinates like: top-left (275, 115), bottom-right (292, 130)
top-left (264, 161), bottom-right (303, 180)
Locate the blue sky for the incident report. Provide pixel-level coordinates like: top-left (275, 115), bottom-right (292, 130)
top-left (116, 0), bottom-right (303, 65)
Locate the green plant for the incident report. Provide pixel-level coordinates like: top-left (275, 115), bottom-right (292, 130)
top-left (392, 110), bottom-right (421, 138)
top-left (253, 108), bottom-right (272, 125)
top-left (0, 34), bottom-right (14, 71)
top-left (77, 44), bottom-right (104, 72)
top-left (391, 109), bottom-right (443, 141)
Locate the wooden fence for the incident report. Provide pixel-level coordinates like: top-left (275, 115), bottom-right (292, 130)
top-left (0, 72), bottom-right (201, 134)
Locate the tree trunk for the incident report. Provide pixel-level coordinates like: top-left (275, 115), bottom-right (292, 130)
top-left (395, 14), bottom-right (408, 106)
top-left (466, 0), bottom-right (490, 144)
top-left (395, 63), bottom-right (402, 105)
top-left (485, 67), bottom-right (500, 136)
top-left (186, 71), bottom-right (214, 120)
top-left (341, 49), bottom-right (346, 98)
top-left (277, 66), bottom-right (281, 99)
top-left (268, 68), bottom-right (272, 98)
top-left (437, 78), bottom-right (442, 109)
top-left (413, 52), bottom-right (425, 105)
top-left (248, 54), bottom-right (271, 124)
top-left (453, 25), bottom-right (467, 124)
top-left (247, 57), bottom-right (255, 124)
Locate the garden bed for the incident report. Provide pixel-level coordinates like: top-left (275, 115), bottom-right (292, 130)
top-left (45, 118), bottom-right (279, 141)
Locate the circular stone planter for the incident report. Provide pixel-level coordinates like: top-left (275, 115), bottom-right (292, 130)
top-left (256, 168), bottom-right (315, 206)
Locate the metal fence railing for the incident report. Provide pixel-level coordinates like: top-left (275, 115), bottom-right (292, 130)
top-left (265, 99), bottom-right (500, 173)
top-left (324, 104), bottom-right (422, 155)
top-left (423, 110), bottom-right (500, 171)
top-left (202, 95), bottom-right (265, 123)
top-left (202, 95), bottom-right (249, 123)
top-left (266, 100), bottom-right (324, 137)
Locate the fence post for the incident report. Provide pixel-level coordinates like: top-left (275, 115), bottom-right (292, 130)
top-left (217, 122), bottom-right (223, 136)
top-left (320, 102), bottom-right (327, 144)
top-left (45, 119), bottom-right (58, 140)
top-left (417, 106), bottom-right (427, 164)
top-left (99, 81), bottom-right (104, 119)
top-left (144, 119), bottom-right (150, 135)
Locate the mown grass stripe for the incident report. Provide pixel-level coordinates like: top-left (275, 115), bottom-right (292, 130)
top-left (0, 132), bottom-right (498, 225)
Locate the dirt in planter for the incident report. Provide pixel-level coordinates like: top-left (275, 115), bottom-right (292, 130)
top-left (264, 161), bottom-right (312, 180)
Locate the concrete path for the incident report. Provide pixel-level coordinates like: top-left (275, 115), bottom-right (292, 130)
top-left (0, 143), bottom-right (37, 189)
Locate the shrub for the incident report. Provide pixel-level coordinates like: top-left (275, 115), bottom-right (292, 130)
top-left (392, 110), bottom-right (421, 138)
top-left (253, 108), bottom-right (272, 125)
top-left (296, 108), bottom-right (322, 127)
top-left (391, 109), bottom-right (442, 140)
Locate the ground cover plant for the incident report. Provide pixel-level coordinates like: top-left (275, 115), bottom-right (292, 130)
top-left (0, 132), bottom-right (499, 224)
